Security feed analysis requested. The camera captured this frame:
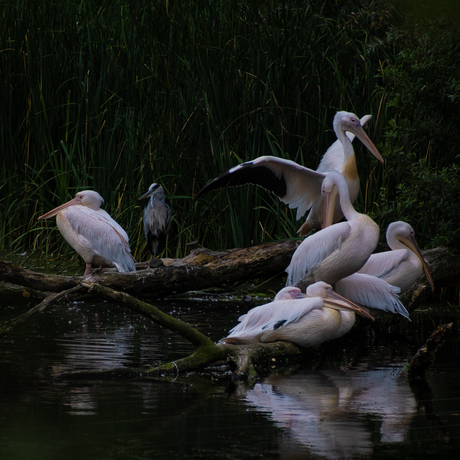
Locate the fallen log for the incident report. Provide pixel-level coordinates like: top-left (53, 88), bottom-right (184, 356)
top-left (1, 244), bottom-right (458, 306)
top-left (399, 247), bottom-right (460, 308)
top-left (1, 243), bottom-right (458, 380)
top-left (0, 240), bottom-right (298, 298)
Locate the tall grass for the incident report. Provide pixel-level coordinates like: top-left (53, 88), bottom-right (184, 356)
top-left (1, 0), bottom-right (460, 270)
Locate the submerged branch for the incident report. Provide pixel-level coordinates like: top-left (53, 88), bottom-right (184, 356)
top-left (2, 274), bottom-right (311, 380)
top-left (0, 285), bottom-right (86, 338)
top-left (407, 322), bottom-right (452, 382)
top-left (79, 280), bottom-right (214, 348)
top-left (2, 244), bottom-right (459, 381)
top-left (58, 340), bottom-right (310, 381)
top-left (77, 282), bottom-right (309, 379)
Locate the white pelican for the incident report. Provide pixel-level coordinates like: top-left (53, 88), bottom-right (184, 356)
top-left (220, 282), bottom-right (374, 347)
top-left (139, 183), bottom-right (171, 259)
top-left (335, 273), bottom-right (410, 320)
top-left (38, 190), bottom-right (136, 275)
top-left (285, 170), bottom-right (380, 291)
top-left (357, 221), bottom-right (434, 293)
top-left (194, 112), bottom-right (383, 236)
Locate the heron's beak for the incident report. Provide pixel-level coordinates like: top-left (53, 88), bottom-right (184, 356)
top-left (347, 123), bottom-right (384, 164)
top-left (139, 190), bottom-right (153, 200)
top-left (38, 197), bottom-right (81, 220)
top-left (398, 235), bottom-right (435, 291)
top-left (325, 290), bottom-right (375, 321)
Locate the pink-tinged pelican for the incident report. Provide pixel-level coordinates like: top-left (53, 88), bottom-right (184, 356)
top-left (285, 170), bottom-right (380, 291)
top-left (335, 273), bottom-right (410, 320)
top-left (38, 190), bottom-right (136, 275)
top-left (194, 112), bottom-right (383, 236)
top-left (220, 282), bottom-right (374, 347)
top-left (357, 221), bottom-right (434, 293)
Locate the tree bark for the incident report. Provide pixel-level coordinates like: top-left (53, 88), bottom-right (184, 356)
top-left (2, 243), bottom-right (458, 380)
top-left (1, 244), bottom-right (458, 305)
top-left (0, 240), bottom-right (297, 298)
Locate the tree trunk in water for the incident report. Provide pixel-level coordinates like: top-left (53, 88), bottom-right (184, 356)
top-left (1, 245), bottom-right (457, 308)
top-left (1, 243), bottom-right (458, 380)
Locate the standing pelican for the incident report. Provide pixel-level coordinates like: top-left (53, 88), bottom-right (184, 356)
top-left (38, 190), bottom-right (136, 275)
top-left (357, 221), bottom-right (434, 293)
top-left (139, 183), bottom-right (171, 259)
top-left (285, 170), bottom-right (380, 291)
top-left (194, 112), bottom-right (383, 236)
top-left (220, 282), bottom-right (374, 347)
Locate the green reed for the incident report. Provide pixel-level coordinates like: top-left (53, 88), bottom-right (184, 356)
top-left (1, 0), bottom-right (460, 268)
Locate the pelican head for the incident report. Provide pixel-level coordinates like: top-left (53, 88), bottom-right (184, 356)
top-left (38, 190), bottom-right (104, 220)
top-left (274, 286), bottom-right (304, 301)
top-left (333, 111), bottom-right (384, 164)
top-left (306, 281), bottom-right (375, 321)
top-left (388, 221), bottom-right (435, 291)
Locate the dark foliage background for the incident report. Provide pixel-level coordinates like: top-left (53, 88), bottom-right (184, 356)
top-left (1, 0), bottom-right (459, 271)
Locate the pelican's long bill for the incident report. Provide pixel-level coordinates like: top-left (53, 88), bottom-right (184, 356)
top-left (324, 289), bottom-right (375, 322)
top-left (399, 234), bottom-right (435, 291)
top-left (38, 196), bottom-right (82, 220)
top-left (347, 123), bottom-right (384, 165)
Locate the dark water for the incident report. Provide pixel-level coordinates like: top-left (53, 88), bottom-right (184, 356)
top-left (1, 283), bottom-right (460, 459)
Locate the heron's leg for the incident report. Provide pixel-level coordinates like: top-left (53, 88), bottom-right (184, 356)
top-left (84, 263), bottom-right (92, 275)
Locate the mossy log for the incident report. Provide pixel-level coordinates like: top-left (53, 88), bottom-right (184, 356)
top-left (400, 247), bottom-right (460, 308)
top-left (1, 279), bottom-right (309, 379)
top-left (1, 244), bottom-right (459, 380)
top-left (1, 244), bottom-right (458, 306)
top-left (0, 240), bottom-right (297, 299)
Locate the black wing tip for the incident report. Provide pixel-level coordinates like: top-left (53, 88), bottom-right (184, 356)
top-left (193, 170), bottom-right (234, 202)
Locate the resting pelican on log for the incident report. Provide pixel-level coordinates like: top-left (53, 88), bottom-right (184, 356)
top-left (139, 183), bottom-right (171, 259)
top-left (220, 282), bottom-right (374, 347)
top-left (335, 273), bottom-right (411, 320)
top-left (285, 170), bottom-right (380, 291)
top-left (195, 112), bottom-right (383, 236)
top-left (357, 221), bottom-right (435, 293)
top-left (38, 190), bottom-right (136, 275)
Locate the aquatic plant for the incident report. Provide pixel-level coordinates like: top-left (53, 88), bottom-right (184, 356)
top-left (1, 0), bottom-right (459, 268)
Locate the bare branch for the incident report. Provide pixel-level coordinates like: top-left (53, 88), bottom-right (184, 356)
top-left (0, 285), bottom-right (86, 338)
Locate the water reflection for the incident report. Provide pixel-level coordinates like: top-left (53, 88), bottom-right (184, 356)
top-left (1, 290), bottom-right (460, 458)
top-left (237, 364), bottom-right (416, 458)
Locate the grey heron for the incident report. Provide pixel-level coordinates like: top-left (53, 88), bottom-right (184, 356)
top-left (139, 183), bottom-right (171, 260)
